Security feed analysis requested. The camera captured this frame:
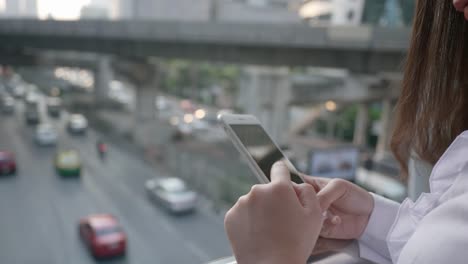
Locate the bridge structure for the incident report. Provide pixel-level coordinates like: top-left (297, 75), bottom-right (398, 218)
top-left (0, 19), bottom-right (410, 160)
top-left (0, 19), bottom-right (410, 72)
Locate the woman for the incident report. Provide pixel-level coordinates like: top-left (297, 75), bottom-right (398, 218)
top-left (224, 0), bottom-right (468, 263)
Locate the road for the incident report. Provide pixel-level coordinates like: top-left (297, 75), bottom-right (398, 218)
top-left (0, 97), bottom-right (232, 264)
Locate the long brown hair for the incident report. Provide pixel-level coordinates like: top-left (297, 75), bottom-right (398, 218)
top-left (391, 0), bottom-right (468, 176)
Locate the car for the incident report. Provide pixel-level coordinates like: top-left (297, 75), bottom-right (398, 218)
top-left (1, 95), bottom-right (15, 114)
top-left (155, 96), bottom-right (171, 111)
top-left (67, 114), bottom-right (88, 134)
top-left (46, 97), bottom-right (61, 117)
top-left (79, 214), bottom-right (127, 259)
top-left (177, 123), bottom-right (193, 135)
top-left (0, 151), bottom-right (16, 175)
top-left (24, 108), bottom-right (40, 125)
top-left (145, 177), bottom-right (197, 213)
top-left (34, 124), bottom-right (58, 146)
top-left (11, 85), bottom-right (25, 98)
top-left (191, 119), bottom-right (210, 131)
top-left (24, 91), bottom-right (39, 106)
top-left (55, 150), bottom-right (81, 176)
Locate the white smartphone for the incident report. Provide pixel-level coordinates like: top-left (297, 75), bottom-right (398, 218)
top-left (218, 114), bottom-right (305, 184)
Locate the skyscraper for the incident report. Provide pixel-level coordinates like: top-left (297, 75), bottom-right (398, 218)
top-left (23, 0), bottom-right (38, 17)
top-left (113, 0), bottom-right (300, 23)
top-left (117, 0), bottom-right (211, 21)
top-left (4, 0), bottom-right (20, 17)
top-left (300, 0), bottom-right (365, 26)
top-left (3, 0), bottom-right (37, 18)
top-left (300, 0), bottom-right (413, 26)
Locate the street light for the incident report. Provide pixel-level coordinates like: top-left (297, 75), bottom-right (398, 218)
top-left (325, 100), bottom-right (337, 112)
top-left (184, 113), bottom-right (194, 124)
top-left (194, 109), bottom-right (206, 119)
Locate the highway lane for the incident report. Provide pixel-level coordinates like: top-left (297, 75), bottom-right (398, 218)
top-left (0, 99), bottom-right (231, 264)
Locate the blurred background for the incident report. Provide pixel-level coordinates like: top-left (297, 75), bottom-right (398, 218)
top-left (0, 0), bottom-right (414, 263)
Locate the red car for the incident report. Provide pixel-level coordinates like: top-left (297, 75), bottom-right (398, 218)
top-left (79, 214), bottom-right (127, 258)
top-left (0, 151), bottom-right (16, 175)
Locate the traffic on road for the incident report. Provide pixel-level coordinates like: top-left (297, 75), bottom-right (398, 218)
top-left (0, 76), bottom-right (231, 264)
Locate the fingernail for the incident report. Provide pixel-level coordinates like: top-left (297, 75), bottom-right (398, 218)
top-left (331, 216), bottom-right (341, 225)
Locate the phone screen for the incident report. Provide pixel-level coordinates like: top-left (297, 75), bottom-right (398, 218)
top-left (230, 124), bottom-right (304, 184)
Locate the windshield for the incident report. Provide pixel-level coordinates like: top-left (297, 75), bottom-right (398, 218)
top-left (0, 153), bottom-right (12, 161)
top-left (0, 1), bottom-right (412, 263)
top-left (71, 116), bottom-right (85, 123)
top-left (163, 182), bottom-right (188, 194)
top-left (38, 125), bottom-right (53, 132)
top-left (59, 153), bottom-right (79, 164)
top-left (96, 226), bottom-right (122, 237)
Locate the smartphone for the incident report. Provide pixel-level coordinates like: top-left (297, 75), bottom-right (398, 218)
top-left (218, 114), bottom-right (305, 184)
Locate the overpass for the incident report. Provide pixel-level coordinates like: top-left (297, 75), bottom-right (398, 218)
top-left (0, 19), bottom-right (410, 73)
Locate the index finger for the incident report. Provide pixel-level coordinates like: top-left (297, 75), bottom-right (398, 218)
top-left (270, 161), bottom-right (291, 185)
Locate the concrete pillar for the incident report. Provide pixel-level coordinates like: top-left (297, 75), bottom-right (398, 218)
top-left (238, 66), bottom-right (292, 144)
top-left (135, 63), bottom-right (160, 121)
top-left (94, 56), bottom-right (113, 103)
top-left (353, 103), bottom-right (369, 147)
top-left (210, 0), bottom-right (219, 21)
top-left (326, 114), bottom-right (336, 139)
top-left (374, 99), bottom-right (392, 161)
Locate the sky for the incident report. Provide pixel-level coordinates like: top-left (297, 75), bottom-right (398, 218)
top-left (37, 0), bottom-right (91, 20)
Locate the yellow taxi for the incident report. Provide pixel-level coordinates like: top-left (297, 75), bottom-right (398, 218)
top-left (55, 150), bottom-right (81, 177)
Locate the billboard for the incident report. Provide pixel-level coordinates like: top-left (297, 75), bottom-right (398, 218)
top-left (308, 147), bottom-right (359, 180)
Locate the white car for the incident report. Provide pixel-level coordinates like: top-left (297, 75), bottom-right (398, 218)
top-left (12, 85), bottom-right (25, 98)
top-left (25, 91), bottom-right (40, 106)
top-left (35, 124), bottom-right (58, 146)
top-left (1, 96), bottom-right (15, 114)
top-left (67, 114), bottom-right (88, 134)
top-left (145, 177), bottom-right (197, 213)
top-left (155, 96), bottom-right (171, 111)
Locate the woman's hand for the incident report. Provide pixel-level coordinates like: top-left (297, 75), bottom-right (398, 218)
top-left (224, 162), bottom-right (323, 264)
top-left (304, 177), bottom-right (374, 241)
top-left (454, 0), bottom-right (468, 20)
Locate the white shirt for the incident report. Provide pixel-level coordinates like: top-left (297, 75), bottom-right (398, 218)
top-left (358, 131), bottom-right (468, 264)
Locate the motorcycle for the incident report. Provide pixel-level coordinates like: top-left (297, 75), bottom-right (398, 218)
top-left (97, 141), bottom-right (108, 160)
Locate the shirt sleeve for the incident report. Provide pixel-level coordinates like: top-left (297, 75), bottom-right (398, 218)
top-left (358, 193), bottom-right (400, 264)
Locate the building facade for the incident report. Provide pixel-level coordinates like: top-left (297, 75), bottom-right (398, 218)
top-left (2, 0), bottom-right (37, 18)
top-left (115, 0), bottom-right (301, 23)
top-left (300, 0), bottom-right (414, 26)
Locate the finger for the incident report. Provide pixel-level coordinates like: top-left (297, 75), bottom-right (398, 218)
top-left (294, 183), bottom-right (318, 210)
top-left (312, 238), bottom-right (353, 255)
top-left (316, 180), bottom-right (347, 211)
top-left (320, 207), bottom-right (344, 238)
top-left (270, 161), bottom-right (291, 185)
top-left (331, 215), bottom-right (341, 225)
top-left (320, 217), bottom-right (335, 237)
top-left (454, 0), bottom-right (468, 12)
